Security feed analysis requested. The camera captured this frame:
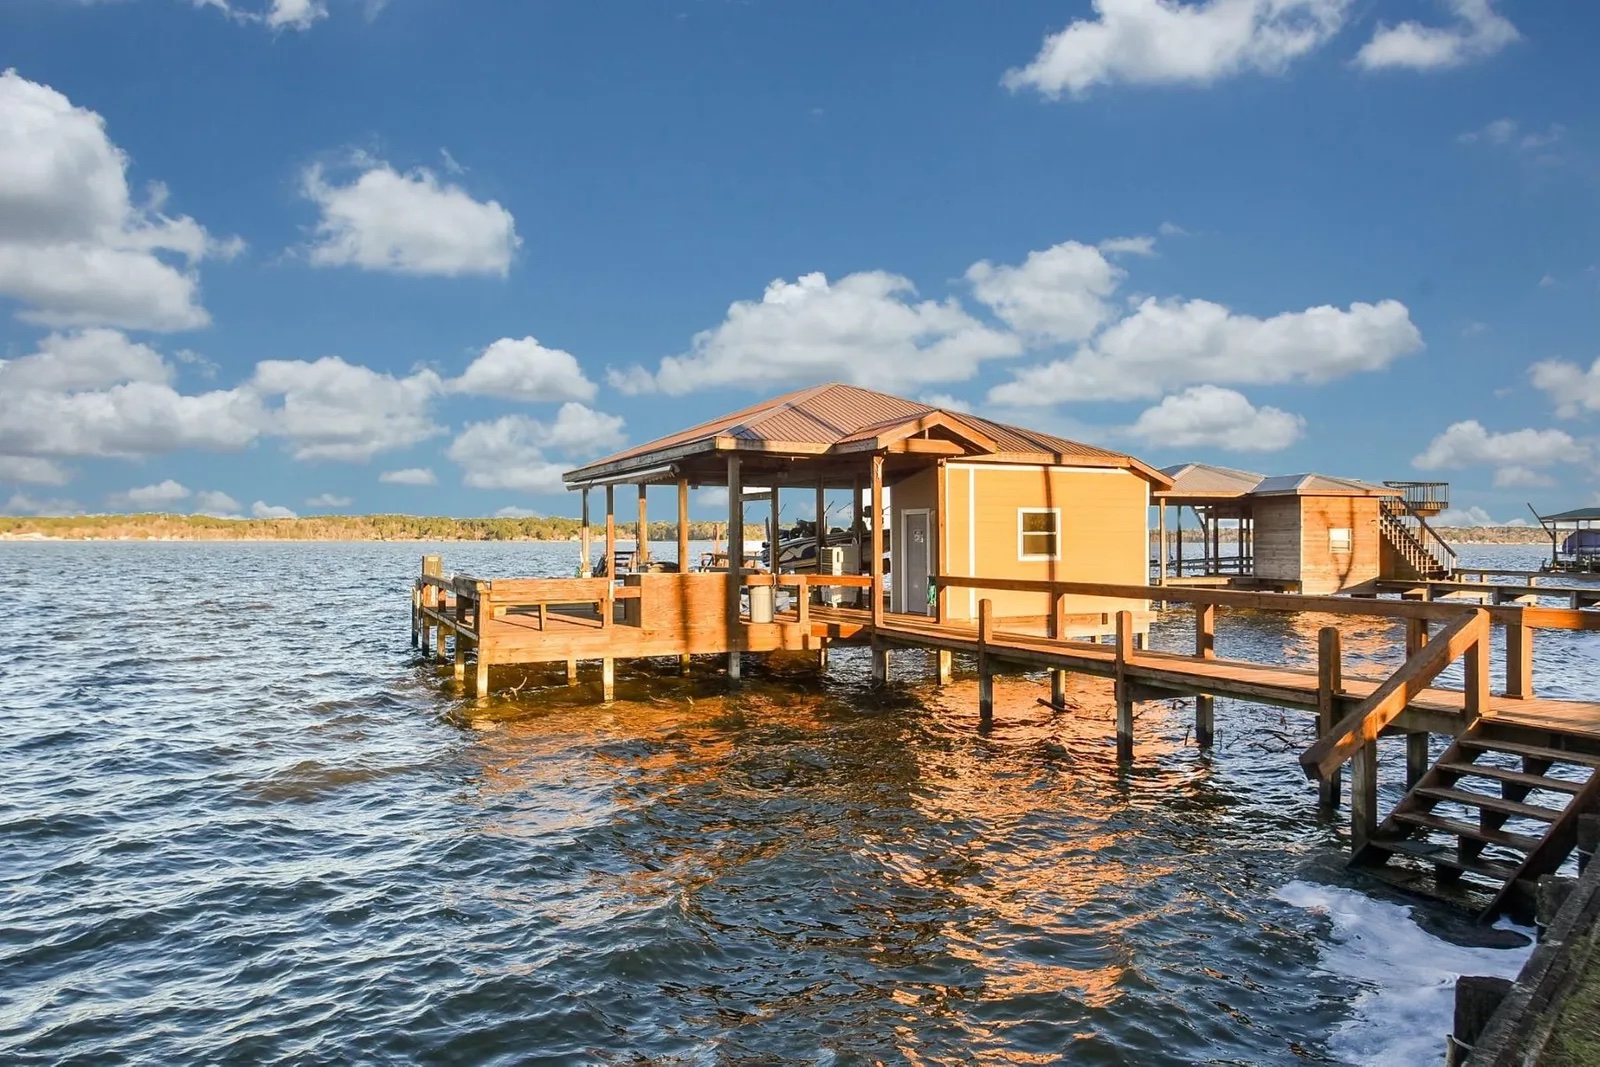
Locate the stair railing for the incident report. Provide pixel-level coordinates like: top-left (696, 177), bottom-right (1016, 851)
top-left (1380, 497), bottom-right (1457, 576)
top-left (1300, 607), bottom-right (1491, 782)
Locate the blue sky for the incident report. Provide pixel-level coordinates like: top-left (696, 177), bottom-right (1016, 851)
top-left (0, 0), bottom-right (1595, 523)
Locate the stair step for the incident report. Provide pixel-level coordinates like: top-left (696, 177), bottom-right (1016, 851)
top-left (1355, 857), bottom-right (1496, 913)
top-left (1458, 736), bottom-right (1600, 769)
top-left (1393, 811), bottom-right (1542, 852)
top-left (1375, 837), bottom-right (1520, 881)
top-left (1415, 786), bottom-right (1565, 822)
top-left (1436, 761), bottom-right (1586, 795)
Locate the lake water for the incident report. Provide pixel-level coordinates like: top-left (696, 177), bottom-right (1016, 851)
top-left (2, 541), bottom-right (1593, 1065)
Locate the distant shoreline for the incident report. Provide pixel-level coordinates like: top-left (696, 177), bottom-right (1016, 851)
top-left (0, 514), bottom-right (1552, 546)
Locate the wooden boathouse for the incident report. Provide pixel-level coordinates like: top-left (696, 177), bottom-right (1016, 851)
top-left (1153, 463), bottom-right (1456, 592)
top-left (411, 383), bottom-right (1600, 921)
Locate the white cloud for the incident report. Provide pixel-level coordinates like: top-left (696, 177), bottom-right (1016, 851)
top-left (696, 486), bottom-right (730, 509)
top-left (1356, 0), bottom-right (1517, 71)
top-left (1458, 118), bottom-right (1564, 153)
top-left (1158, 221), bottom-right (1189, 237)
top-left (107, 479), bottom-right (191, 511)
top-left (1412, 420), bottom-right (1589, 486)
top-left (193, 489), bottom-right (242, 516)
top-left (1003, 0), bottom-right (1349, 98)
top-left (192, 0), bottom-right (327, 30)
top-left (301, 156), bottom-right (519, 277)
top-left (305, 493), bottom-right (352, 508)
top-left (1539, 274), bottom-right (1557, 289)
top-left (616, 271), bottom-right (1021, 396)
top-left (3, 491), bottom-right (80, 516)
top-left (0, 328), bottom-right (170, 392)
top-left (494, 506), bottom-right (541, 518)
top-left (0, 70), bottom-right (235, 331)
top-left (919, 393), bottom-right (973, 414)
top-left (1437, 505), bottom-right (1518, 527)
top-left (447, 406), bottom-right (624, 493)
top-left (0, 377), bottom-right (263, 459)
top-left (1529, 358), bottom-right (1600, 418)
top-left (251, 500), bottom-right (298, 519)
top-left (1098, 235), bottom-right (1157, 256)
top-left (0, 456), bottom-right (70, 485)
top-left (990, 296), bottom-right (1421, 405)
top-left (967, 240), bottom-right (1123, 342)
top-left (1127, 385), bottom-right (1304, 451)
top-left (250, 356), bottom-right (444, 461)
top-left (450, 336), bottom-right (596, 402)
top-left (379, 467), bottom-right (436, 486)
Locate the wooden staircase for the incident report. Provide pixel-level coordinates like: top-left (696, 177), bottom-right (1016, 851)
top-left (1353, 718), bottom-right (1600, 920)
top-left (1379, 497), bottom-right (1454, 580)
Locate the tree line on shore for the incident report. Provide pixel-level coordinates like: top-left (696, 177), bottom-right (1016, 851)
top-left (0, 514), bottom-right (770, 542)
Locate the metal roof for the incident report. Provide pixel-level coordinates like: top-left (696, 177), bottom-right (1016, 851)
top-left (563, 382), bottom-right (1169, 486)
top-left (1157, 462), bottom-right (1266, 498)
top-left (1249, 473), bottom-right (1401, 497)
top-left (1541, 507), bottom-right (1600, 522)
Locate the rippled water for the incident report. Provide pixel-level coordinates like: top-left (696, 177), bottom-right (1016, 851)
top-left (2, 541), bottom-right (1592, 1064)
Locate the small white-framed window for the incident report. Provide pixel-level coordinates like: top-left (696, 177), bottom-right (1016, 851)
top-left (1018, 508), bottom-right (1061, 562)
top-left (1329, 527), bottom-right (1352, 554)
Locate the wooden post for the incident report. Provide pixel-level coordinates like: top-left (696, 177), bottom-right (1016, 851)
top-left (726, 453), bottom-right (743, 683)
top-left (1506, 620), bottom-right (1533, 699)
top-left (1405, 616), bottom-right (1429, 657)
top-left (935, 648), bottom-right (952, 687)
top-left (1351, 740), bottom-right (1378, 853)
top-left (1317, 626), bottom-right (1342, 810)
top-left (870, 454), bottom-right (885, 628)
top-left (680, 654), bottom-right (692, 676)
top-left (1406, 732), bottom-right (1430, 789)
top-left (934, 461), bottom-right (948, 623)
top-left (565, 658), bottom-right (578, 686)
top-left (1196, 603), bottom-right (1215, 748)
top-left (434, 616), bottom-right (447, 660)
top-left (977, 598), bottom-right (994, 727)
top-left (580, 489), bottom-right (592, 577)
top-left (676, 478), bottom-right (690, 572)
top-left (411, 583), bottom-right (421, 648)
top-left (1175, 506), bottom-right (1184, 577)
top-left (1464, 610), bottom-right (1490, 724)
top-left (605, 485), bottom-right (616, 577)
top-left (1157, 505), bottom-right (1168, 585)
top-left (601, 658), bottom-right (615, 702)
top-left (872, 641), bottom-right (890, 683)
top-left (1048, 589), bottom-right (1067, 708)
top-left (1115, 610), bottom-right (1135, 762)
top-left (453, 624), bottom-right (467, 684)
top-left (769, 485), bottom-right (781, 573)
top-left (636, 483), bottom-right (649, 567)
top-left (815, 476), bottom-right (826, 601)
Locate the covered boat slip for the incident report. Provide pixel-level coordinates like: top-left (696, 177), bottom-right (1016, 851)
top-left (1535, 506), bottom-right (1600, 574)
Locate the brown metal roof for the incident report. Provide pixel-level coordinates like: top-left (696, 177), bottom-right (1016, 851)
top-left (1157, 462), bottom-right (1266, 498)
top-left (1250, 473), bottom-right (1401, 497)
top-left (564, 382), bottom-right (1169, 486)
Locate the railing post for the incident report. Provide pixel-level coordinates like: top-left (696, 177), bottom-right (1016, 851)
top-left (977, 598), bottom-right (994, 728)
top-left (1317, 626), bottom-right (1342, 810)
top-left (1506, 619), bottom-right (1533, 699)
top-left (1115, 610), bottom-right (1134, 763)
top-left (1464, 609), bottom-right (1490, 724)
top-left (1196, 603), bottom-right (1216, 748)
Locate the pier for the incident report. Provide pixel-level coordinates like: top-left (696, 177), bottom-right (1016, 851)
top-left (407, 384), bottom-right (1600, 920)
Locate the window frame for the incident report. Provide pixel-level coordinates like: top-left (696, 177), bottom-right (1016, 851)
top-left (1017, 507), bottom-right (1063, 563)
top-left (1328, 526), bottom-right (1353, 555)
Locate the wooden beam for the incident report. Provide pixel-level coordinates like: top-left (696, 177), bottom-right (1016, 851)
top-left (1351, 740), bottom-right (1378, 853)
top-left (1317, 626), bottom-right (1342, 809)
top-left (605, 485), bottom-right (616, 578)
top-left (1300, 609), bottom-right (1488, 781)
top-left (870, 454), bottom-right (885, 629)
top-left (1406, 732), bottom-right (1429, 789)
top-left (676, 477), bottom-right (690, 573)
top-left (884, 438), bottom-right (966, 455)
top-left (580, 489), bottom-right (592, 577)
top-left (1506, 621), bottom-right (1534, 699)
top-left (637, 483), bottom-right (649, 566)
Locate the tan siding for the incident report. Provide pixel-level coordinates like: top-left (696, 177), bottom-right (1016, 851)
top-left (1298, 497), bottom-right (1381, 594)
top-left (939, 464), bottom-right (1147, 630)
top-left (889, 466), bottom-right (938, 614)
top-left (1252, 498), bottom-right (1302, 583)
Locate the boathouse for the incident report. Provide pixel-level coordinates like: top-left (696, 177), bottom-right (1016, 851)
top-left (564, 383), bottom-right (1171, 633)
top-left (1155, 464), bottom-right (1455, 594)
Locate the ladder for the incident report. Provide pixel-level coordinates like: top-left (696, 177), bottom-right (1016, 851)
top-left (1352, 718), bottom-right (1600, 920)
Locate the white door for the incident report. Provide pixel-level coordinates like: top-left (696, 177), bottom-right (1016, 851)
top-left (902, 510), bottom-right (931, 615)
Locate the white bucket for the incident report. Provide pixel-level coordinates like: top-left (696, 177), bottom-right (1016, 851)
top-left (747, 583), bottom-right (775, 623)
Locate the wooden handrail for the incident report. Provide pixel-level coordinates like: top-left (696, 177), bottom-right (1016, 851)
top-left (1299, 609), bottom-right (1489, 781)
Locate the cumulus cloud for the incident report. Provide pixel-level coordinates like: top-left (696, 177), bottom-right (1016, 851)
top-left (989, 295), bottom-right (1421, 405)
top-left (301, 156), bottom-right (519, 277)
top-left (193, 489), bottom-right (242, 516)
top-left (305, 492), bottom-right (352, 508)
top-left (613, 271), bottom-right (1020, 395)
top-left (0, 70), bottom-right (238, 331)
top-left (251, 500), bottom-right (298, 519)
top-left (1127, 385), bottom-right (1304, 451)
top-left (966, 240), bottom-right (1123, 342)
top-left (1530, 358), bottom-right (1600, 418)
top-left (0, 328), bottom-right (171, 392)
top-left (0, 456), bottom-right (71, 485)
top-left (1437, 505), bottom-right (1525, 527)
top-left (447, 405), bottom-right (625, 493)
top-left (1412, 420), bottom-right (1589, 487)
top-left (250, 356), bottom-right (444, 462)
top-left (192, 0), bottom-right (328, 30)
top-left (1003, 0), bottom-right (1349, 98)
top-left (494, 506), bottom-right (541, 518)
top-left (1356, 0), bottom-right (1518, 71)
top-left (379, 467), bottom-right (436, 486)
top-left (451, 336), bottom-right (597, 402)
top-left (106, 479), bottom-right (191, 512)
top-left (3, 491), bottom-right (80, 516)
